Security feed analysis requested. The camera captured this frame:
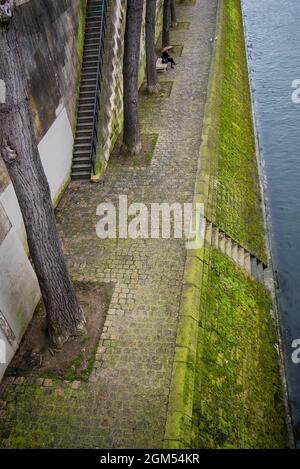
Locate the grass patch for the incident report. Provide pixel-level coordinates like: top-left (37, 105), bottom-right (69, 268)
top-left (192, 249), bottom-right (287, 448)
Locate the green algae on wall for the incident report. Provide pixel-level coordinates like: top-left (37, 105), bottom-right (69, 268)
top-left (73, 0), bottom-right (87, 135)
top-left (193, 0), bottom-right (287, 448)
top-left (192, 249), bottom-right (287, 448)
top-left (213, 0), bottom-right (266, 262)
top-left (192, 0), bottom-right (288, 448)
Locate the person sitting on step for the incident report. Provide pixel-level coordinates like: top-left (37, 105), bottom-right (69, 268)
top-left (161, 46), bottom-right (177, 69)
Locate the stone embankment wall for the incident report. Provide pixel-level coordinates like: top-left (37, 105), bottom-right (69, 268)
top-left (0, 0), bottom-right (86, 381)
top-left (164, 0), bottom-right (288, 449)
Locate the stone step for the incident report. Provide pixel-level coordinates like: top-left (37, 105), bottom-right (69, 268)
top-left (76, 123), bottom-right (93, 131)
top-left (72, 163), bottom-right (91, 171)
top-left (81, 77), bottom-right (98, 84)
top-left (238, 247), bottom-right (245, 267)
top-left (212, 226), bottom-right (219, 249)
top-left (84, 49), bottom-right (101, 57)
top-left (205, 221), bottom-right (213, 246)
top-left (225, 236), bottom-right (232, 258)
top-left (204, 218), bottom-right (271, 288)
top-left (85, 25), bottom-right (102, 33)
top-left (79, 98), bottom-right (95, 106)
top-left (244, 252), bottom-right (251, 274)
top-left (82, 58), bottom-right (98, 66)
top-left (81, 73), bottom-right (98, 80)
top-left (257, 261), bottom-right (264, 283)
top-left (77, 106), bottom-right (94, 114)
top-left (231, 242), bottom-right (238, 263)
top-left (250, 255), bottom-right (258, 279)
top-left (218, 231), bottom-right (226, 253)
top-left (263, 266), bottom-right (273, 290)
top-left (79, 89), bottom-right (96, 96)
top-left (72, 172), bottom-right (91, 180)
top-left (75, 136), bottom-right (92, 144)
top-left (76, 129), bottom-right (93, 136)
top-left (82, 64), bottom-right (98, 72)
top-left (74, 144), bottom-right (91, 151)
top-left (72, 156), bottom-right (91, 164)
top-left (72, 0), bottom-right (106, 180)
top-left (74, 152), bottom-right (91, 160)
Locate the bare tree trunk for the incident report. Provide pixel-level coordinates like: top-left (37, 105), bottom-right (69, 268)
top-left (146, 0), bottom-right (159, 94)
top-left (162, 0), bottom-right (171, 48)
top-left (170, 0), bottom-right (177, 27)
top-left (0, 2), bottom-right (85, 348)
top-left (122, 0), bottom-right (144, 155)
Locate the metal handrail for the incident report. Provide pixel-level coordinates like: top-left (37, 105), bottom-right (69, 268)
top-left (89, 0), bottom-right (108, 175)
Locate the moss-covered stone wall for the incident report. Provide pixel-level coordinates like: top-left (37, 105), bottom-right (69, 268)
top-left (164, 0), bottom-right (288, 449)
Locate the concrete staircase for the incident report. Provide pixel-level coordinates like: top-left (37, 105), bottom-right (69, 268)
top-left (71, 0), bottom-right (107, 180)
top-left (205, 220), bottom-right (273, 289)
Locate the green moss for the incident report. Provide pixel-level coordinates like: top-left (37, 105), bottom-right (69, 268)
top-left (0, 383), bottom-right (86, 448)
top-left (75, 0), bottom-right (86, 59)
top-left (71, 0), bottom-right (87, 135)
top-left (214, 0), bottom-right (266, 261)
top-left (52, 174), bottom-right (71, 208)
top-left (192, 249), bottom-right (287, 448)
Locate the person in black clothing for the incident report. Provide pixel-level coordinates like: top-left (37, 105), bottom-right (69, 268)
top-left (161, 49), bottom-right (177, 69)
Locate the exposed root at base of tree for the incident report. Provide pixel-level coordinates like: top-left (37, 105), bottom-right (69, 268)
top-left (121, 141), bottom-right (142, 156)
top-left (48, 315), bottom-right (87, 350)
top-left (147, 83), bottom-right (161, 94)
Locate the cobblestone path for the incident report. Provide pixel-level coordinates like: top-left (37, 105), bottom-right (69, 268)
top-left (0, 0), bottom-right (217, 448)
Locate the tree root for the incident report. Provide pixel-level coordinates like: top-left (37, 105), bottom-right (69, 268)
top-left (121, 141), bottom-right (142, 156)
top-left (48, 315), bottom-right (87, 349)
top-left (147, 83), bottom-right (160, 95)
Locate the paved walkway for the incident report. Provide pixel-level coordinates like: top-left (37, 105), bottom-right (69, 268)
top-left (0, 0), bottom-right (217, 448)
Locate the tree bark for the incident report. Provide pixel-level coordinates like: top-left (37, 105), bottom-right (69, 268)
top-left (170, 0), bottom-right (177, 28)
top-left (162, 0), bottom-right (171, 48)
top-left (122, 0), bottom-right (144, 155)
top-left (145, 0), bottom-right (159, 94)
top-left (0, 2), bottom-right (85, 348)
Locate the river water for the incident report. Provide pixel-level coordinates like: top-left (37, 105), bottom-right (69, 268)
top-left (242, 0), bottom-right (300, 446)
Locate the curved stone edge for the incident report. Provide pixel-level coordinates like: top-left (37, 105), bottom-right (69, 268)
top-left (163, 0), bottom-right (225, 449)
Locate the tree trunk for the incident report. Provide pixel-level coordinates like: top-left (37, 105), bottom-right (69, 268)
top-left (170, 0), bottom-right (177, 28)
top-left (122, 0), bottom-right (144, 155)
top-left (162, 0), bottom-right (171, 48)
top-left (0, 2), bottom-right (85, 348)
top-left (146, 0), bottom-right (159, 94)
